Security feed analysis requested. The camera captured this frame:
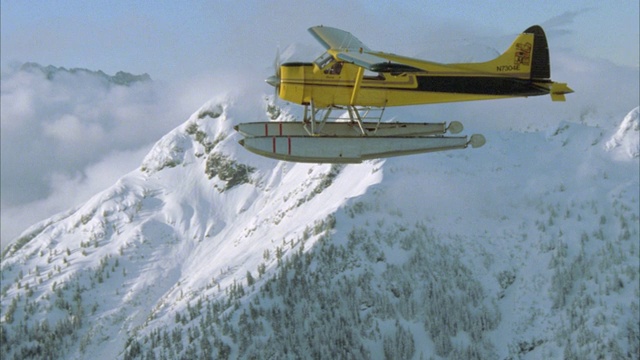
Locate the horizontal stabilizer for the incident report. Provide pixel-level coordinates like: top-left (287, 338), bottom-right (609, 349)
top-left (550, 82), bottom-right (574, 102)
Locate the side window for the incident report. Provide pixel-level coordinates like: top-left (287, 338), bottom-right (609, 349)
top-left (314, 52), bottom-right (333, 69)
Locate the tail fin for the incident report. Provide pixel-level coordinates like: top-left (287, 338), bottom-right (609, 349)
top-left (465, 25), bottom-right (550, 80)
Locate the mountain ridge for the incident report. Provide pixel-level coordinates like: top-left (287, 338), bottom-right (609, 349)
top-left (18, 62), bottom-right (152, 86)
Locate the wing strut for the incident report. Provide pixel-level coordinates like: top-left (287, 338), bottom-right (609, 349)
top-left (350, 67), bottom-right (364, 105)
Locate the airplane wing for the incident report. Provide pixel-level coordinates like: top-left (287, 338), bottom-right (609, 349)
top-left (365, 51), bottom-right (458, 73)
top-left (308, 26), bottom-right (370, 52)
top-left (308, 26), bottom-right (425, 72)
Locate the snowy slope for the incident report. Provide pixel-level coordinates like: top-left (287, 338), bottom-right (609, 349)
top-left (606, 107), bottom-right (640, 160)
top-left (0, 98), bottom-right (382, 359)
top-left (1, 96), bottom-right (638, 359)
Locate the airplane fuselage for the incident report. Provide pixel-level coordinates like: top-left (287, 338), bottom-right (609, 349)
top-left (279, 61), bottom-right (552, 108)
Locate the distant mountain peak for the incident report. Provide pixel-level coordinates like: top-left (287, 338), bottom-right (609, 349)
top-left (19, 62), bottom-right (152, 86)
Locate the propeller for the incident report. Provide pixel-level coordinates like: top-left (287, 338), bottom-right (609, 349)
top-left (265, 47), bottom-right (281, 100)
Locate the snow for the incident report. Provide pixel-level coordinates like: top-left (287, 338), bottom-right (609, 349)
top-left (1, 92), bottom-right (638, 359)
top-left (605, 106), bottom-right (640, 160)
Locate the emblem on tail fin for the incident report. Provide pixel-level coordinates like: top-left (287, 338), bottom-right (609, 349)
top-left (515, 42), bottom-right (532, 66)
top-left (497, 41), bottom-right (533, 72)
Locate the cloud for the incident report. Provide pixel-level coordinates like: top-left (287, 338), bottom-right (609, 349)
top-left (0, 65), bottom-right (201, 248)
top-left (1, 146), bottom-right (150, 248)
top-left (533, 8), bottom-right (595, 45)
top-left (541, 8), bottom-right (594, 30)
top-left (43, 114), bottom-right (106, 143)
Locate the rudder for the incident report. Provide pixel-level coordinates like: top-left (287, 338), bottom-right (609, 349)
top-left (524, 25), bottom-right (550, 80)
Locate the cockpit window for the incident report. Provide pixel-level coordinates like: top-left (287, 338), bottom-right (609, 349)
top-left (314, 52), bottom-right (334, 69)
top-left (324, 62), bottom-right (343, 75)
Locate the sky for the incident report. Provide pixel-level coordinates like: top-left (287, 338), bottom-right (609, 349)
top-left (2, 0), bottom-right (638, 78)
top-left (1, 0), bottom-right (639, 249)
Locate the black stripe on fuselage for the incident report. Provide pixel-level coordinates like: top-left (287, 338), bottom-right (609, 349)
top-left (415, 76), bottom-right (548, 96)
top-left (282, 62), bottom-right (314, 67)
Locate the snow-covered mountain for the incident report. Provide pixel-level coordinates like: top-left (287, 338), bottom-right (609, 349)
top-left (1, 91), bottom-right (638, 358)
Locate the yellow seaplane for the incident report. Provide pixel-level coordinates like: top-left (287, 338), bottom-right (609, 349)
top-left (236, 25), bottom-right (573, 163)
